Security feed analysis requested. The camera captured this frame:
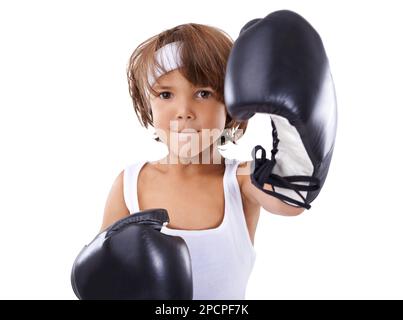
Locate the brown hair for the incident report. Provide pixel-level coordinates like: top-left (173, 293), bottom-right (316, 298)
top-left (126, 23), bottom-right (247, 145)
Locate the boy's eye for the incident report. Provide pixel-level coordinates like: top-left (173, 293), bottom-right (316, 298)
top-left (158, 90), bottom-right (213, 100)
top-left (197, 90), bottom-right (212, 99)
top-left (159, 92), bottom-right (172, 99)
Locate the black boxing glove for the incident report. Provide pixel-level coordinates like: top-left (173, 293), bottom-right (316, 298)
top-left (225, 10), bottom-right (337, 209)
top-left (71, 208), bottom-right (193, 299)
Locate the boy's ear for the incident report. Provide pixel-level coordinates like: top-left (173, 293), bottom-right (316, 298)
top-left (153, 130), bottom-right (161, 142)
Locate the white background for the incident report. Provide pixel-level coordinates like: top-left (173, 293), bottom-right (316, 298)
top-left (0, 0), bottom-right (402, 299)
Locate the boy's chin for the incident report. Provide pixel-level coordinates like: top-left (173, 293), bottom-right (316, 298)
top-left (168, 144), bottom-right (220, 164)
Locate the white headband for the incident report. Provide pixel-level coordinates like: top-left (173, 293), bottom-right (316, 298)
top-left (147, 41), bottom-right (184, 88)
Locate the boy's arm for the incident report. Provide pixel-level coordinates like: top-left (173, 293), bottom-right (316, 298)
top-left (238, 161), bottom-right (305, 217)
top-left (100, 170), bottom-right (130, 232)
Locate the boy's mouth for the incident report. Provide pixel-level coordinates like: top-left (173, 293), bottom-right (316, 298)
top-left (180, 129), bottom-right (200, 133)
top-left (172, 128), bottom-right (201, 133)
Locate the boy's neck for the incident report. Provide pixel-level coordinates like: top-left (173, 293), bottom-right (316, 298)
top-left (153, 145), bottom-right (226, 177)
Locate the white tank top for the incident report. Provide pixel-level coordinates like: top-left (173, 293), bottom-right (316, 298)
top-left (123, 159), bottom-right (256, 299)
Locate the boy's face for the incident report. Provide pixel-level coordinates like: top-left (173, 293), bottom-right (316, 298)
top-left (149, 69), bottom-right (226, 160)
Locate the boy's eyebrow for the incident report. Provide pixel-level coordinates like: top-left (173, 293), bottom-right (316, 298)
top-left (153, 84), bottom-right (214, 90)
top-left (154, 85), bottom-right (173, 90)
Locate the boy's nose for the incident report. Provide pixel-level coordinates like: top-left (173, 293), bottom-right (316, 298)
top-left (175, 107), bottom-right (195, 121)
top-left (176, 113), bottom-right (195, 120)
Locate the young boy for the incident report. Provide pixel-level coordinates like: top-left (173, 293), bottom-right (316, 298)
top-left (101, 23), bottom-right (304, 299)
